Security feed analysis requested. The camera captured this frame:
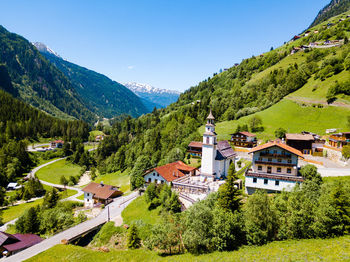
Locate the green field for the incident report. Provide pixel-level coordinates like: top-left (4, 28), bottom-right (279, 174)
top-left (121, 195), bottom-right (161, 225)
top-left (27, 235), bottom-right (350, 262)
top-left (36, 159), bottom-right (81, 184)
top-left (2, 198), bottom-right (44, 223)
top-left (89, 130), bottom-right (105, 137)
top-left (201, 99), bottom-right (350, 141)
top-left (94, 171), bottom-right (130, 193)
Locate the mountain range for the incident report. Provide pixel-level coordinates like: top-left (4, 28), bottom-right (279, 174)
top-left (33, 42), bottom-right (148, 119)
top-left (123, 82), bottom-right (181, 111)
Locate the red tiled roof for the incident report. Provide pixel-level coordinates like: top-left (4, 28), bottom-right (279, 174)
top-left (286, 133), bottom-right (314, 141)
top-left (3, 233), bottom-right (42, 252)
top-left (82, 182), bottom-right (122, 200)
top-left (188, 141), bottom-right (203, 148)
top-left (250, 140), bottom-right (304, 158)
top-left (149, 161), bottom-right (197, 182)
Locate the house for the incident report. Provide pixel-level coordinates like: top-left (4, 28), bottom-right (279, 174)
top-left (187, 141), bottom-right (203, 157)
top-left (329, 132), bottom-right (350, 149)
top-left (0, 231), bottom-right (42, 257)
top-left (144, 161), bottom-right (197, 185)
top-left (304, 31), bottom-right (311, 36)
top-left (82, 182), bottom-right (123, 208)
top-left (245, 140), bottom-right (304, 194)
top-left (201, 110), bottom-right (236, 180)
top-left (314, 30), bottom-right (319, 34)
top-left (230, 131), bottom-right (257, 148)
top-left (285, 133), bottom-right (315, 154)
top-left (293, 35), bottom-right (301, 41)
top-left (50, 140), bottom-right (64, 148)
top-left (6, 182), bottom-right (21, 190)
top-left (326, 128), bottom-right (337, 134)
top-left (95, 135), bottom-right (104, 142)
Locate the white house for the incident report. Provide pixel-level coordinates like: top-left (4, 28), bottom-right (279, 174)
top-left (144, 161), bottom-right (197, 185)
top-left (245, 140), bottom-right (304, 194)
top-left (82, 182), bottom-right (122, 208)
top-left (201, 110), bottom-right (236, 180)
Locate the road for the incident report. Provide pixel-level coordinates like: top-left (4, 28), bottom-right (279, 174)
top-left (318, 168), bottom-right (350, 177)
top-left (3, 192), bottom-right (139, 262)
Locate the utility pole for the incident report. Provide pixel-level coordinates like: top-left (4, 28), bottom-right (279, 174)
top-left (107, 206), bottom-right (110, 222)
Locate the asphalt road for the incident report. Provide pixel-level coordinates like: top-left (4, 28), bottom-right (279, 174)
top-left (3, 192), bottom-right (139, 262)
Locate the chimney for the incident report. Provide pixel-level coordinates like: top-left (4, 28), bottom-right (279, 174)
top-left (100, 181), bottom-right (104, 187)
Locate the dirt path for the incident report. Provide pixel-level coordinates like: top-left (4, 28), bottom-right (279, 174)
top-left (286, 96), bottom-right (350, 108)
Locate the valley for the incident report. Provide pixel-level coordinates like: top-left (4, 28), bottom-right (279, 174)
top-left (0, 0), bottom-right (350, 261)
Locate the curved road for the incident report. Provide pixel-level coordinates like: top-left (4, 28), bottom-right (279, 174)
top-left (28, 157), bottom-right (84, 202)
top-left (4, 192), bottom-right (139, 262)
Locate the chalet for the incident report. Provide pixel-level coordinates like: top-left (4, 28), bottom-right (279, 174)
top-left (0, 231), bottom-right (42, 257)
top-left (230, 131), bottom-right (257, 148)
top-left (50, 140), bottom-right (64, 148)
top-left (314, 30), bottom-right (319, 34)
top-left (82, 182), bottom-right (123, 208)
top-left (329, 132), bottom-right (350, 149)
top-left (6, 182), bottom-right (21, 190)
top-left (285, 133), bottom-right (315, 154)
top-left (95, 135), bottom-right (105, 141)
top-left (304, 31), bottom-right (311, 36)
top-left (187, 141), bottom-right (203, 157)
top-left (144, 161), bottom-right (197, 185)
top-left (245, 140), bottom-right (304, 194)
top-left (293, 35), bottom-right (301, 41)
top-left (285, 133), bottom-right (325, 155)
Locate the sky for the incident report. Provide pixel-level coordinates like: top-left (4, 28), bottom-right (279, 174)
top-left (0, 0), bottom-right (331, 92)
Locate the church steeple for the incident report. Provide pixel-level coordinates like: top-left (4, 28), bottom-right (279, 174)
top-left (201, 109), bottom-right (217, 176)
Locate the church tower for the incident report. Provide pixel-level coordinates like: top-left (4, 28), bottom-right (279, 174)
top-left (201, 110), bottom-right (217, 177)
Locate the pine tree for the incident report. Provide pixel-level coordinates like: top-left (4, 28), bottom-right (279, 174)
top-left (217, 165), bottom-right (241, 213)
top-left (127, 224), bottom-right (141, 249)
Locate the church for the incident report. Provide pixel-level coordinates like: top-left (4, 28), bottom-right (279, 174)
top-left (200, 110), bottom-right (236, 180)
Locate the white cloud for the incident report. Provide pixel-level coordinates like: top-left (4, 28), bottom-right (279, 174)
top-left (127, 65), bottom-right (134, 70)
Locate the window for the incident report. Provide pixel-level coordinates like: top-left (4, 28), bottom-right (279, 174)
top-left (87, 199), bottom-right (89, 202)
top-left (264, 179), bottom-right (268, 184)
top-left (155, 179), bottom-right (158, 184)
top-left (258, 165), bottom-right (262, 171)
top-left (287, 168), bottom-right (292, 174)
top-left (275, 180), bottom-right (280, 186)
top-left (148, 178), bottom-right (151, 183)
top-left (288, 159), bottom-right (292, 164)
top-left (161, 180), bottom-right (164, 184)
top-left (278, 158), bottom-right (282, 163)
top-left (253, 177), bottom-right (257, 183)
top-left (206, 137), bottom-right (209, 144)
top-left (277, 167), bottom-right (281, 173)
top-left (157, 174), bottom-right (159, 177)
top-left (267, 166), bottom-right (272, 173)
top-left (274, 150), bottom-right (277, 154)
top-left (258, 157), bottom-right (262, 161)
top-left (268, 158), bottom-right (272, 162)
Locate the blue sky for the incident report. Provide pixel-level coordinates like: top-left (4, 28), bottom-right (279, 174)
top-left (1, 0), bottom-right (330, 92)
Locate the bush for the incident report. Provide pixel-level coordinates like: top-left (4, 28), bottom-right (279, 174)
top-left (127, 224), bottom-right (141, 249)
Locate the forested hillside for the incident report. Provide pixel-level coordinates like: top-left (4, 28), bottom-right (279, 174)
top-left (37, 47), bottom-right (148, 118)
top-left (95, 11), bottom-right (350, 188)
top-left (310, 0), bottom-right (350, 28)
top-left (0, 26), bottom-right (96, 123)
top-left (0, 89), bottom-right (89, 187)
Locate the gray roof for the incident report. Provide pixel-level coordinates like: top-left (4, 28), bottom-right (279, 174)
top-left (207, 110), bottom-right (215, 120)
top-left (216, 140), bottom-right (236, 160)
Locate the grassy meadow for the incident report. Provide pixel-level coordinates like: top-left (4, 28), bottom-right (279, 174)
top-left (200, 99), bottom-right (350, 141)
top-left (121, 195), bottom-right (161, 226)
top-left (36, 159), bottom-right (81, 184)
top-left (94, 171), bottom-right (130, 193)
top-left (27, 235), bottom-right (350, 262)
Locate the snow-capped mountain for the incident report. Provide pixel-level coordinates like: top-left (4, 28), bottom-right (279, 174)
top-left (124, 82), bottom-right (181, 110)
top-left (32, 42), bottom-right (62, 59)
top-left (124, 82), bottom-right (181, 95)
